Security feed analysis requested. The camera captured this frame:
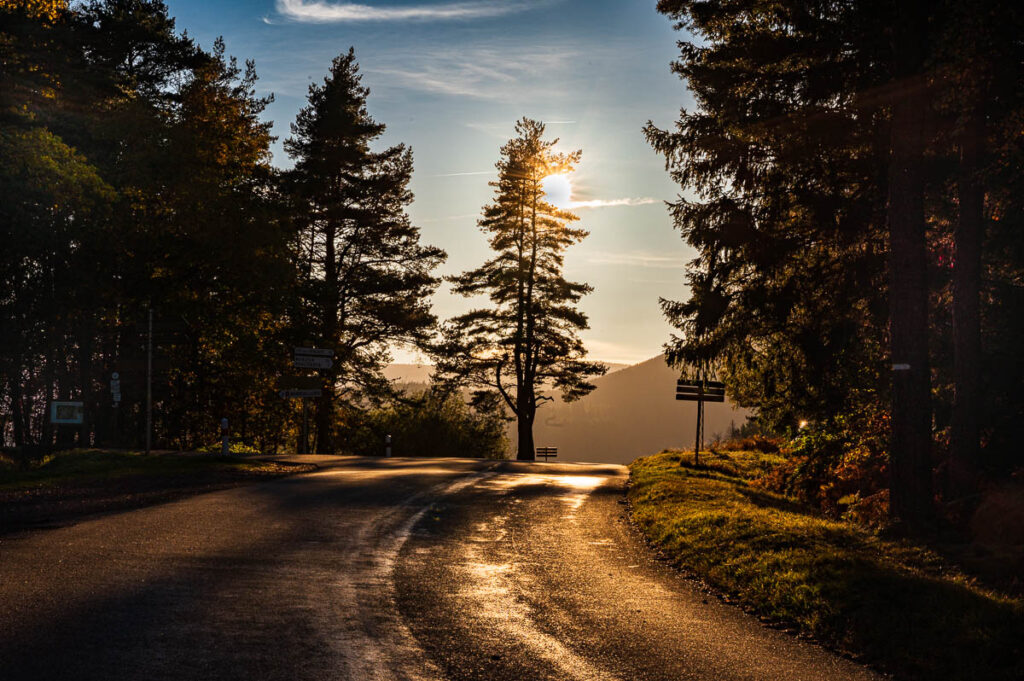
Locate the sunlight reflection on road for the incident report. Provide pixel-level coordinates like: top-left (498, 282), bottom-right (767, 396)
top-left (456, 471), bottom-right (621, 680)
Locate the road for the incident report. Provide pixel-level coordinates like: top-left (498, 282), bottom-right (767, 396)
top-left (0, 457), bottom-right (881, 680)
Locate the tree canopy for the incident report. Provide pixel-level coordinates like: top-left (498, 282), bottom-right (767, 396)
top-left (647, 0), bottom-right (1024, 530)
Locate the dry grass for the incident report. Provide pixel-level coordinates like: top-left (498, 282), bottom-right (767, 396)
top-left (629, 449), bottom-right (1024, 681)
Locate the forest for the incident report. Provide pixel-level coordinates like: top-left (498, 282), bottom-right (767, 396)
top-left (648, 0), bottom-right (1024, 532)
top-left (3, 0), bottom-right (1024, 535)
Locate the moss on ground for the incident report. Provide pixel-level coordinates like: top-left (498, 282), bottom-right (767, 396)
top-left (629, 450), bottom-right (1024, 681)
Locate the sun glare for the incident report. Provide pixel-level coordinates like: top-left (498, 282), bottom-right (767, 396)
top-left (541, 173), bottom-right (573, 209)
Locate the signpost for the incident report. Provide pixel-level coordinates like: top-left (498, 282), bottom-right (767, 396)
top-left (50, 401), bottom-right (85, 425)
top-left (675, 379), bottom-right (725, 465)
top-left (293, 347), bottom-right (333, 370)
top-left (278, 389), bottom-right (322, 399)
top-left (282, 348), bottom-right (334, 454)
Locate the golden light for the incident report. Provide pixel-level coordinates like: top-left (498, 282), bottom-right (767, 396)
top-left (541, 173), bottom-right (573, 209)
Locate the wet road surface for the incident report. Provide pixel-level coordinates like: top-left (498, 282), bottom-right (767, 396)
top-left (0, 457), bottom-right (881, 680)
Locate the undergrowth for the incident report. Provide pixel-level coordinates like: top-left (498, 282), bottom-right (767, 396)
top-left (629, 449), bottom-right (1024, 681)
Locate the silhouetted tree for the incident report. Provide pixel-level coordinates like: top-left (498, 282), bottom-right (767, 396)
top-left (285, 49), bottom-right (445, 453)
top-left (647, 0), bottom-right (1024, 531)
top-left (440, 118), bottom-right (605, 460)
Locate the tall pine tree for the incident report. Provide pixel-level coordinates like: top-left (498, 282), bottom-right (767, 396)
top-left (440, 118), bottom-right (605, 460)
top-left (285, 49), bottom-right (445, 454)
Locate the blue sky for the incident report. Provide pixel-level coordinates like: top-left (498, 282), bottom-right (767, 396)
top-left (165, 0), bottom-right (697, 364)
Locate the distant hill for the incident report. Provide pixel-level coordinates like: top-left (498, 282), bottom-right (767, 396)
top-left (383, 362), bottom-right (630, 388)
top-left (382, 358), bottom-right (746, 464)
top-left (518, 356), bottom-right (751, 465)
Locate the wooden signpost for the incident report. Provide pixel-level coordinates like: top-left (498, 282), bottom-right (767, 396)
top-left (675, 379), bottom-right (725, 465)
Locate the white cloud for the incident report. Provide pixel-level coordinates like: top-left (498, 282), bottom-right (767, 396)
top-left (275, 0), bottom-right (543, 23)
top-left (366, 45), bottom-right (576, 100)
top-left (568, 197), bottom-right (659, 209)
top-left (587, 251), bottom-right (688, 269)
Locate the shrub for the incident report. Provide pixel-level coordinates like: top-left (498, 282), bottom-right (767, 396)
top-left (338, 392), bottom-right (507, 459)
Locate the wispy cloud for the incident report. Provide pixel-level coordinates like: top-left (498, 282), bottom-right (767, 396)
top-left (367, 45), bottom-right (576, 100)
top-left (587, 251), bottom-right (688, 269)
top-left (275, 0), bottom-right (543, 23)
top-left (569, 197), bottom-right (659, 209)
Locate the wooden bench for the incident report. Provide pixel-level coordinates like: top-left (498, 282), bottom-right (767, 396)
top-left (535, 446), bottom-right (558, 461)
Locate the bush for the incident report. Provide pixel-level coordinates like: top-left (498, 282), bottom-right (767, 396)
top-left (753, 412), bottom-right (890, 526)
top-left (339, 392), bottom-right (507, 459)
top-left (196, 442), bottom-right (261, 455)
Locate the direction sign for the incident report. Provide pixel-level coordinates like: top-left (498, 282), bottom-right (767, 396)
top-left (676, 380), bottom-right (725, 402)
top-left (279, 389), bottom-right (322, 399)
top-left (50, 401), bottom-right (85, 424)
top-left (294, 347), bottom-right (333, 358)
top-left (674, 378), bottom-right (727, 466)
top-left (293, 355), bottom-right (333, 369)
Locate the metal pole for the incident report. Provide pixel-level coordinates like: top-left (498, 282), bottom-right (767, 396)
top-left (699, 396), bottom-right (705, 459)
top-left (221, 417), bottom-right (229, 455)
top-left (145, 305), bottom-right (152, 455)
top-left (302, 399), bottom-right (310, 454)
top-left (695, 394), bottom-right (702, 467)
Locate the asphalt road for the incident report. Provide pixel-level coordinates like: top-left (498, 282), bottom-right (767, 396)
top-left (0, 457), bottom-right (882, 680)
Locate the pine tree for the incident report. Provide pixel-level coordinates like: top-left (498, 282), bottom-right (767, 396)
top-left (440, 118), bottom-right (605, 460)
top-left (285, 49), bottom-right (445, 454)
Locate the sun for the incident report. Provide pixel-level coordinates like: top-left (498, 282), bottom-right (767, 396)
top-left (541, 173), bottom-right (573, 209)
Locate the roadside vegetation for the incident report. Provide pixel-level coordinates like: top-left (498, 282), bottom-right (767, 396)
top-left (629, 447), bottom-right (1024, 681)
top-left (0, 449), bottom-right (312, 533)
top-left (0, 448), bottom-right (298, 489)
top-left (339, 392), bottom-right (507, 459)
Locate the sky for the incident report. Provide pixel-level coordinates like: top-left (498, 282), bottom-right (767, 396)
top-left (164, 0), bottom-right (697, 364)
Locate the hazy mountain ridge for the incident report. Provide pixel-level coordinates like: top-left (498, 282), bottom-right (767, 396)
top-left (385, 358), bottom-right (750, 464)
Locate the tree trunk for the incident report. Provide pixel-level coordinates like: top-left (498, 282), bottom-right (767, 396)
top-left (516, 406), bottom-right (535, 460)
top-left (887, 0), bottom-right (935, 533)
top-left (10, 375), bottom-right (26, 448)
top-left (76, 321), bottom-right (95, 447)
top-left (949, 111), bottom-right (983, 500)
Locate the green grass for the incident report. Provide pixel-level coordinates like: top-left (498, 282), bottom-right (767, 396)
top-left (0, 448), bottom-right (283, 490)
top-left (629, 450), bottom-right (1024, 681)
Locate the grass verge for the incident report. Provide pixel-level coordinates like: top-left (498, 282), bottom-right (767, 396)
top-left (628, 449), bottom-right (1023, 681)
top-left (1, 449), bottom-right (312, 533)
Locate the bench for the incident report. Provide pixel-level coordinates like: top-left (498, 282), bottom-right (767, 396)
top-left (535, 446), bottom-right (558, 461)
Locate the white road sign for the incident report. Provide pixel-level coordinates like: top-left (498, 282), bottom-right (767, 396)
top-left (293, 356), bottom-right (333, 369)
top-left (294, 347), bottom-right (333, 358)
top-left (279, 389), bottom-right (322, 399)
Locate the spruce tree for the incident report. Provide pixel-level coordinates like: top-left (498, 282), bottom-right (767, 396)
top-left (285, 49), bottom-right (445, 454)
top-left (440, 118), bottom-right (605, 460)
